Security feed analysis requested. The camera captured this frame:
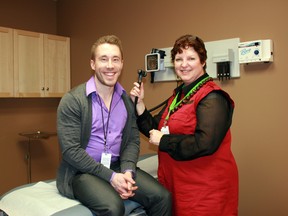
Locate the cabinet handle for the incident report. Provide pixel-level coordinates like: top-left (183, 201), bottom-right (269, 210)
top-left (46, 87), bottom-right (49, 91)
top-left (41, 87), bottom-right (45, 91)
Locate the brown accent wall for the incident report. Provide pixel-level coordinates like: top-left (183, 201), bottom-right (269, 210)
top-left (1, 0), bottom-right (288, 215)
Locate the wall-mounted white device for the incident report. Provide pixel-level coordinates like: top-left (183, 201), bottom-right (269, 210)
top-left (212, 49), bottom-right (234, 81)
top-left (238, 39), bottom-right (273, 64)
top-left (205, 38), bottom-right (240, 79)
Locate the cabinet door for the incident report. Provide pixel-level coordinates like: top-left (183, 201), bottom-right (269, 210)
top-left (14, 29), bottom-right (44, 97)
top-left (44, 34), bottom-right (70, 97)
top-left (0, 27), bottom-right (14, 97)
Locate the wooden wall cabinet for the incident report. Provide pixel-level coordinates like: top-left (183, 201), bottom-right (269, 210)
top-left (43, 34), bottom-right (71, 97)
top-left (0, 27), bottom-right (14, 97)
top-left (14, 29), bottom-right (44, 97)
top-left (0, 27), bottom-right (70, 98)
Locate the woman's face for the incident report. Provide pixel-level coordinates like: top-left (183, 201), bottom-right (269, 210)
top-left (174, 47), bottom-right (205, 85)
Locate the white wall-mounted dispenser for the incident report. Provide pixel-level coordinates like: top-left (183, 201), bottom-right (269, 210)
top-left (238, 39), bottom-right (273, 64)
top-left (212, 49), bottom-right (234, 81)
top-left (205, 38), bottom-right (240, 79)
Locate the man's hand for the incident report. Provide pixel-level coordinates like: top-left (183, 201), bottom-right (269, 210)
top-left (111, 172), bottom-right (138, 199)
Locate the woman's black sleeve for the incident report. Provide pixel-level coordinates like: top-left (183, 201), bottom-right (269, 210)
top-left (137, 103), bottom-right (168, 137)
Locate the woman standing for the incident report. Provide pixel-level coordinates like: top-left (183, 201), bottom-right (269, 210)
top-left (130, 34), bottom-right (238, 216)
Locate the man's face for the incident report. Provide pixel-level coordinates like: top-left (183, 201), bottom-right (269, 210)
top-left (90, 43), bottom-right (123, 87)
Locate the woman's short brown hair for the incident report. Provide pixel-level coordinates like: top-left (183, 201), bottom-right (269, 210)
top-left (171, 34), bottom-right (207, 69)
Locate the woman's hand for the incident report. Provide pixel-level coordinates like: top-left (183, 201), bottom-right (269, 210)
top-left (149, 129), bottom-right (163, 146)
top-left (130, 82), bottom-right (146, 115)
top-left (130, 82), bottom-right (144, 103)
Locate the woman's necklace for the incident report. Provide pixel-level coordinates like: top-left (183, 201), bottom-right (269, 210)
top-left (165, 76), bottom-right (213, 122)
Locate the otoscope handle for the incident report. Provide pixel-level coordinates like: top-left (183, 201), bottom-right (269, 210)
top-left (135, 70), bottom-right (147, 113)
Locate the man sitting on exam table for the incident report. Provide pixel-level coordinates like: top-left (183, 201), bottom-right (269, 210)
top-left (56, 35), bottom-right (172, 216)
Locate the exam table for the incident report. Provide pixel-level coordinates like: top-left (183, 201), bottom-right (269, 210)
top-left (0, 154), bottom-right (158, 216)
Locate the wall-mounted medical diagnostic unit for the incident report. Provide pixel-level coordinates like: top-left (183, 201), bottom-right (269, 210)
top-left (144, 38), bottom-right (273, 82)
top-left (238, 39), bottom-right (273, 64)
